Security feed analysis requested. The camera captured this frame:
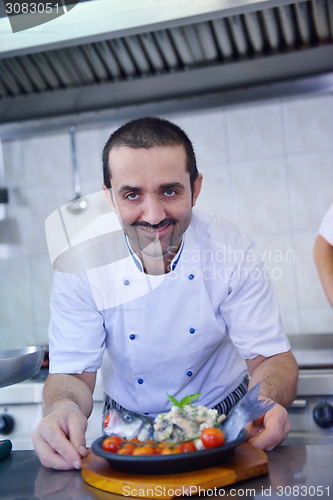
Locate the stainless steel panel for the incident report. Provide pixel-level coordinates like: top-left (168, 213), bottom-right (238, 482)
top-left (108, 38), bottom-right (136, 76)
top-left (184, 24), bottom-right (204, 62)
top-left (3, 58), bottom-right (34, 94)
top-left (195, 22), bottom-right (219, 61)
top-left (169, 27), bottom-right (195, 66)
top-left (1, 0), bottom-right (302, 58)
top-left (295, 2), bottom-right (312, 44)
top-left (228, 15), bottom-right (248, 56)
top-left (49, 50), bottom-right (81, 86)
top-left (94, 41), bottom-right (121, 79)
top-left (244, 11), bottom-right (264, 53)
top-left (312, 0), bottom-right (330, 40)
top-left (66, 46), bottom-right (96, 84)
top-left (261, 7), bottom-right (280, 49)
top-left (328, 0), bottom-right (333, 37)
top-left (139, 32), bottom-right (165, 71)
top-left (29, 53), bottom-right (61, 89)
top-left (0, 60), bottom-right (21, 95)
top-left (278, 4), bottom-right (296, 47)
top-left (124, 36), bottom-right (151, 74)
top-left (81, 44), bottom-right (109, 81)
top-left (154, 30), bottom-right (179, 69)
top-left (1, 47), bottom-right (333, 128)
top-left (18, 55), bottom-right (48, 91)
top-left (1, 0), bottom-right (333, 123)
top-left (0, 78), bottom-right (8, 97)
top-left (297, 369), bottom-right (333, 396)
top-left (44, 52), bottom-right (73, 87)
top-left (211, 18), bottom-right (234, 58)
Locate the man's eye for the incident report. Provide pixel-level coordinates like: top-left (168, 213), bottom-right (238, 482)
top-left (127, 193), bottom-right (138, 200)
top-left (164, 190), bottom-right (175, 196)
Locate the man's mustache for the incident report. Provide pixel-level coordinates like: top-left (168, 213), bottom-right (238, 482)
top-left (132, 218), bottom-right (176, 230)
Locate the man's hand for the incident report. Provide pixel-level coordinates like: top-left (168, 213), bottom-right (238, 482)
top-left (245, 350), bottom-right (298, 451)
top-left (245, 399), bottom-right (291, 451)
top-left (32, 372), bottom-right (96, 470)
top-left (31, 400), bottom-right (88, 470)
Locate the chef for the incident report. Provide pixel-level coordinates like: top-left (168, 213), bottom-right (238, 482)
top-left (32, 116), bottom-right (298, 470)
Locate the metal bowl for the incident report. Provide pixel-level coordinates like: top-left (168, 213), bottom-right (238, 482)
top-left (0, 346), bottom-right (45, 388)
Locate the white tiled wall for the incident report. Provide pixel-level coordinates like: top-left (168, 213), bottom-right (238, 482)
top-left (1, 92), bottom-right (333, 350)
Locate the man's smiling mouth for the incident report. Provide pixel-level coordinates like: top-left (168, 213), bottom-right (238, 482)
top-left (132, 218), bottom-right (176, 238)
top-left (137, 222), bottom-right (173, 238)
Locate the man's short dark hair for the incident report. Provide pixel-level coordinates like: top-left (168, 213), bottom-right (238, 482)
top-left (102, 117), bottom-right (198, 192)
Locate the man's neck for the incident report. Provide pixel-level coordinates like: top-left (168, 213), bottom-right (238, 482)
top-left (137, 244), bottom-right (181, 275)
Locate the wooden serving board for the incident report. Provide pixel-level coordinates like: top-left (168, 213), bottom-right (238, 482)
top-left (81, 444), bottom-right (268, 498)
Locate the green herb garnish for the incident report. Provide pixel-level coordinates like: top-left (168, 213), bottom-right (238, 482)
top-left (167, 392), bottom-right (201, 408)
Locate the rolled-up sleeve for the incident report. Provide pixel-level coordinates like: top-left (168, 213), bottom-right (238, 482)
top-left (49, 269), bottom-right (106, 374)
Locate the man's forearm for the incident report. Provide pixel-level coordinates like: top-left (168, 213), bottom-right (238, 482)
top-left (247, 351), bottom-right (298, 408)
top-left (313, 235), bottom-right (333, 308)
top-left (43, 373), bottom-right (95, 418)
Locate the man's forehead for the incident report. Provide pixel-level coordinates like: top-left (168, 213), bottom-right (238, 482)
top-left (107, 145), bottom-right (188, 183)
top-left (108, 144), bottom-right (186, 163)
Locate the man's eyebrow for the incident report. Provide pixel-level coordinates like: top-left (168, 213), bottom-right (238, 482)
top-left (118, 182), bottom-right (185, 194)
top-left (118, 185), bottom-right (142, 194)
top-left (159, 182), bottom-right (185, 191)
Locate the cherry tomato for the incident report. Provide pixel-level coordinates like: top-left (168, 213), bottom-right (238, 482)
top-left (132, 445), bottom-right (155, 456)
top-left (102, 436), bottom-right (123, 453)
top-left (157, 441), bottom-right (171, 448)
top-left (160, 447), bottom-right (173, 455)
top-left (117, 443), bottom-right (137, 455)
top-left (180, 441), bottom-right (197, 453)
top-left (171, 445), bottom-right (182, 454)
top-left (103, 414), bottom-right (110, 428)
top-left (201, 428), bottom-right (225, 449)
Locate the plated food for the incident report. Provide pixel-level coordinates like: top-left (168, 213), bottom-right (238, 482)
top-left (91, 429), bottom-right (247, 475)
top-left (102, 395), bottom-right (227, 454)
top-left (91, 385), bottom-right (273, 474)
top-left (101, 426), bottom-right (225, 455)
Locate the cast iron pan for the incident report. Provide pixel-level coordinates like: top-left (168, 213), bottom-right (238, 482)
top-left (91, 429), bottom-right (248, 475)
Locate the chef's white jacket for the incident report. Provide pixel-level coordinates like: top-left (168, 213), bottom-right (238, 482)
top-left (49, 210), bottom-right (290, 416)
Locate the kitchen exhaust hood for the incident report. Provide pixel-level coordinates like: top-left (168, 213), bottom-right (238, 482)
top-left (0, 0), bottom-right (332, 125)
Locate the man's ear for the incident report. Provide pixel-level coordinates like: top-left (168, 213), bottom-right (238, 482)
top-left (102, 184), bottom-right (115, 210)
top-left (192, 173), bottom-right (203, 208)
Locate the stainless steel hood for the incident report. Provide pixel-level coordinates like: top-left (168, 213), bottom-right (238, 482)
top-left (0, 0), bottom-right (332, 126)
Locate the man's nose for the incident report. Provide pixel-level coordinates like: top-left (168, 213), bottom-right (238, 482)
top-left (141, 196), bottom-right (166, 225)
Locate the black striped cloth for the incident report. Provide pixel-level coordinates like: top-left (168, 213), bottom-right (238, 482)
top-left (102, 374), bottom-right (249, 421)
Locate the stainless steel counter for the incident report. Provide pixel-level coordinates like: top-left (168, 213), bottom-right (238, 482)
top-left (0, 446), bottom-right (332, 499)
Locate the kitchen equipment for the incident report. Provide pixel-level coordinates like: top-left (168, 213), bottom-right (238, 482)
top-left (0, 369), bottom-right (104, 450)
top-left (0, 439), bottom-right (12, 460)
top-left (82, 443), bottom-right (268, 498)
top-left (67, 125), bottom-right (87, 213)
top-left (0, 346), bottom-right (44, 459)
top-left (286, 368), bottom-right (333, 445)
top-left (0, 346), bottom-right (45, 389)
top-left (285, 334), bottom-right (333, 445)
top-left (92, 429), bottom-right (247, 475)
top-left (0, 136), bottom-right (9, 222)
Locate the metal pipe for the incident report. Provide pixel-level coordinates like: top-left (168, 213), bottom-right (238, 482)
top-left (68, 125), bottom-right (87, 213)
